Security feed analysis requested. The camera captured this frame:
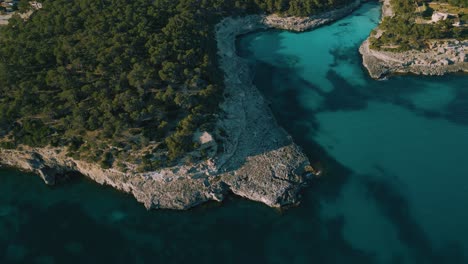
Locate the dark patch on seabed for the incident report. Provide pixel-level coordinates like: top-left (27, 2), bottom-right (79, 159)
top-left (329, 46), bottom-right (358, 66)
top-left (370, 75), bottom-right (468, 127)
top-left (364, 176), bottom-right (467, 264)
top-left (1, 202), bottom-right (135, 263)
top-left (324, 70), bottom-right (369, 111)
top-left (445, 87), bottom-right (468, 126)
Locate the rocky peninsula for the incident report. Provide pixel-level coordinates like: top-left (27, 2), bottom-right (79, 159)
top-left (360, 0), bottom-right (468, 79)
top-left (0, 2), bottom-right (364, 210)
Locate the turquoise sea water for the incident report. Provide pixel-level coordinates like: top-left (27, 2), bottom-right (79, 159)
top-left (1, 3), bottom-right (468, 263)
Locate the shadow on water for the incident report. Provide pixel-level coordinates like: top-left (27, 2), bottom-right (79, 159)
top-left (3, 202), bottom-right (135, 263)
top-left (324, 70), bottom-right (369, 111)
top-left (370, 75), bottom-right (468, 127)
top-left (445, 87), bottom-right (468, 125)
top-left (363, 175), bottom-right (467, 264)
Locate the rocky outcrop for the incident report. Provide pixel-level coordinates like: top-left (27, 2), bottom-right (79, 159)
top-left (360, 0), bottom-right (468, 79)
top-left (360, 39), bottom-right (467, 79)
top-left (263, 0), bottom-right (361, 31)
top-left (1, 141), bottom-right (312, 209)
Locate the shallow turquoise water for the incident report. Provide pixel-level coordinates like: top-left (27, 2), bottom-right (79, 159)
top-left (1, 3), bottom-right (468, 263)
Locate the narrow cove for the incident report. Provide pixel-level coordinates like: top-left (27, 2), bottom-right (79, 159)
top-left (1, 2), bottom-right (467, 263)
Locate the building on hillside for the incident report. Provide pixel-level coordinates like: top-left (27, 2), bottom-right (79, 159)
top-left (431, 11), bottom-right (457, 23)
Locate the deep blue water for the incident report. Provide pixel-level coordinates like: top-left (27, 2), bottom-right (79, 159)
top-left (1, 3), bottom-right (468, 263)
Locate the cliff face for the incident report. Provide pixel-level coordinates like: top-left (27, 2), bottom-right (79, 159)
top-left (0, 2), bottom-right (363, 210)
top-left (0, 147), bottom-right (225, 209)
top-left (360, 0), bottom-right (468, 79)
top-left (0, 144), bottom-right (310, 210)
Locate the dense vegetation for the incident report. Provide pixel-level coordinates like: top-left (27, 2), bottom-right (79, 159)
top-left (0, 0), bottom-right (353, 170)
top-left (370, 0), bottom-right (467, 51)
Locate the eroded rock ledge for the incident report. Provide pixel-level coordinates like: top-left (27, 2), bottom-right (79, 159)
top-left (360, 0), bottom-right (468, 79)
top-left (263, 0), bottom-right (361, 31)
top-left (0, 2), bottom-right (363, 210)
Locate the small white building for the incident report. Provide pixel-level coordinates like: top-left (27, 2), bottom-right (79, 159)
top-left (431, 11), bottom-right (457, 24)
top-left (432, 12), bottom-right (449, 23)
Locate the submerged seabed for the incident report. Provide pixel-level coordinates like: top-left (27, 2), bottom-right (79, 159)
top-left (1, 3), bottom-right (467, 263)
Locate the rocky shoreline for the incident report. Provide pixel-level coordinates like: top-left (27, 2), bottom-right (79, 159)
top-left (0, 2), bottom-right (363, 210)
top-left (263, 0), bottom-right (361, 31)
top-left (360, 0), bottom-right (468, 79)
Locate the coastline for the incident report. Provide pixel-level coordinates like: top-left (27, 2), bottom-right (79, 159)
top-left (360, 0), bottom-right (468, 79)
top-left (0, 2), bottom-right (362, 210)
